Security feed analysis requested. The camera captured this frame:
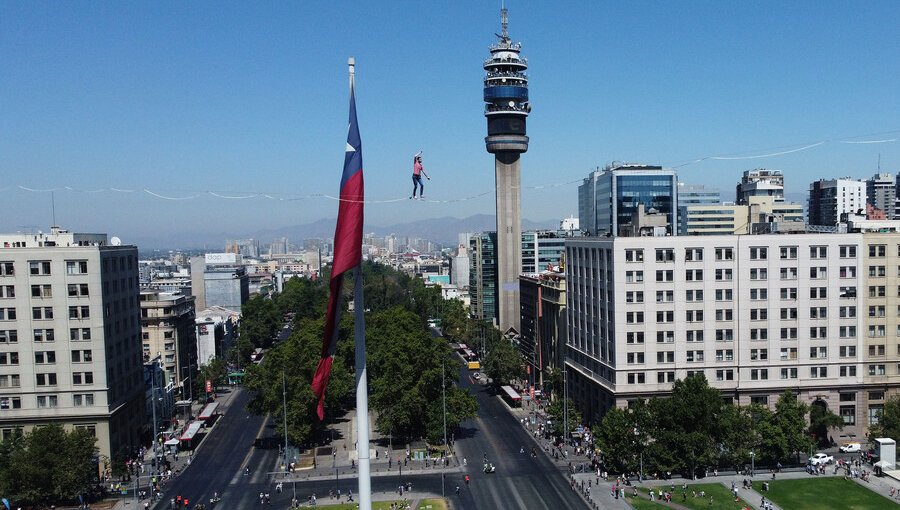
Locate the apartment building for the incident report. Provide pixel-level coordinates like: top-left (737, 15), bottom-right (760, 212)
top-left (139, 290), bottom-right (196, 398)
top-left (860, 233), bottom-right (900, 430)
top-left (0, 228), bottom-right (144, 463)
top-left (564, 233), bottom-right (898, 439)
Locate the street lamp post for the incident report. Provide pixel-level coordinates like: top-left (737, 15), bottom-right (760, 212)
top-left (750, 451), bottom-right (755, 477)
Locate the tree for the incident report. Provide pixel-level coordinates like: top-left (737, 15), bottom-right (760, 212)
top-left (240, 295), bottom-right (280, 348)
top-left (196, 357), bottom-right (227, 399)
top-left (719, 404), bottom-right (755, 471)
top-left (648, 375), bottom-right (723, 478)
top-left (809, 402), bottom-right (843, 447)
top-left (773, 390), bottom-right (814, 464)
top-left (546, 397), bottom-right (582, 439)
top-left (275, 277), bottom-right (327, 321)
top-left (0, 424), bottom-right (97, 506)
top-left (869, 396), bottom-right (900, 441)
top-left (593, 401), bottom-right (649, 474)
top-left (482, 333), bottom-right (523, 388)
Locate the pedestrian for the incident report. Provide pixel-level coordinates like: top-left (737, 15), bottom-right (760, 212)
top-left (410, 152), bottom-right (430, 199)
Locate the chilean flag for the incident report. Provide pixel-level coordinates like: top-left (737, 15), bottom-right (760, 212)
top-left (311, 85), bottom-right (364, 421)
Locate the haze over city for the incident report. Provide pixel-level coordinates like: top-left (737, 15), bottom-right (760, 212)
top-left (2, 1), bottom-right (898, 248)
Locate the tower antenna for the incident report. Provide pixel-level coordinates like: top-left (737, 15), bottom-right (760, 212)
top-left (51, 191), bottom-right (58, 228)
top-left (501, 4), bottom-right (509, 41)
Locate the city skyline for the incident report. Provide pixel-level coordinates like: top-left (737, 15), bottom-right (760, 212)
top-left (2, 1), bottom-right (898, 244)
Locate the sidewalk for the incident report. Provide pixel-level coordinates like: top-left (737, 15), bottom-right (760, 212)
top-left (113, 386), bottom-right (245, 509)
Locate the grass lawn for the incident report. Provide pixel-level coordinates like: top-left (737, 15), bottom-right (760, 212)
top-left (766, 477), bottom-right (897, 510)
top-left (625, 483), bottom-right (752, 510)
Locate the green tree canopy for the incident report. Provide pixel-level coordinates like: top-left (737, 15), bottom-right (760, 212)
top-left (869, 396), bottom-right (900, 441)
top-left (0, 424), bottom-right (97, 506)
top-left (240, 295), bottom-right (280, 349)
top-left (483, 331), bottom-right (523, 388)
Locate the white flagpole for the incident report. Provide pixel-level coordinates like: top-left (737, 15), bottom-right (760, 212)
top-left (349, 56), bottom-right (372, 510)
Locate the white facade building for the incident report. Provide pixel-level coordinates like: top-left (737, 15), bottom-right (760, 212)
top-left (0, 228), bottom-right (144, 463)
top-left (565, 233), bottom-right (883, 438)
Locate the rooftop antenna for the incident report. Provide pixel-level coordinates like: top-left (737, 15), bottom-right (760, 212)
top-left (51, 191), bottom-right (58, 228)
top-left (501, 2), bottom-right (509, 41)
top-left (878, 153), bottom-right (881, 172)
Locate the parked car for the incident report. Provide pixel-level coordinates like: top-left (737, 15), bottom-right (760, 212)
top-left (839, 442), bottom-right (862, 453)
top-left (809, 453), bottom-right (834, 465)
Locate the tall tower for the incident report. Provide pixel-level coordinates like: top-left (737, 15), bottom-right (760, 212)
top-left (484, 6), bottom-right (530, 334)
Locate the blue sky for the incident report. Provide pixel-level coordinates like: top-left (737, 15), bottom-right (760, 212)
top-left (2, 1), bottom-right (899, 246)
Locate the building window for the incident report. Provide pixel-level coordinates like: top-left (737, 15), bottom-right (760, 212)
top-left (0, 352), bottom-right (19, 365)
top-left (780, 246), bottom-right (797, 259)
top-left (35, 373), bottom-right (58, 386)
top-left (810, 246), bottom-right (827, 259)
top-left (715, 349), bottom-right (734, 362)
top-left (839, 406), bottom-right (856, 425)
top-left (73, 394), bottom-right (95, 407)
top-left (810, 287), bottom-right (827, 299)
top-left (67, 283), bottom-right (90, 297)
top-left (656, 371), bottom-right (675, 383)
top-left (686, 350), bottom-right (704, 362)
top-left (655, 270), bottom-right (674, 282)
top-left (780, 287), bottom-right (797, 300)
top-left (839, 266), bottom-right (857, 278)
top-left (70, 328), bottom-right (91, 341)
top-left (715, 369), bottom-right (734, 381)
top-left (626, 312), bottom-right (644, 324)
top-left (840, 365), bottom-right (857, 377)
top-left (626, 352), bottom-right (645, 364)
top-left (749, 268), bottom-right (767, 280)
top-left (809, 267), bottom-right (827, 279)
top-left (840, 306), bottom-right (856, 318)
top-left (869, 391), bottom-right (885, 401)
top-left (810, 327), bottom-right (827, 339)
top-left (655, 249), bottom-right (675, 262)
top-left (625, 249), bottom-right (644, 262)
top-left (715, 247), bottom-right (734, 261)
top-left (656, 351), bottom-right (675, 364)
top-left (656, 330), bottom-right (675, 343)
top-left (810, 306), bottom-right (827, 319)
top-left (715, 329), bottom-right (734, 342)
top-left (750, 348), bottom-right (768, 361)
top-left (685, 248), bottom-right (703, 261)
top-left (780, 307), bottom-right (797, 320)
top-left (715, 269), bottom-right (733, 281)
top-left (685, 309), bottom-right (703, 322)
top-left (810, 366), bottom-right (828, 378)
top-left (685, 289), bottom-right (703, 302)
top-left (750, 247), bottom-right (768, 260)
top-left (716, 309), bottom-right (733, 321)
top-left (0, 262), bottom-right (14, 276)
top-left (839, 245), bottom-right (857, 258)
top-left (29, 261), bottom-right (52, 276)
top-left (72, 372), bottom-right (94, 385)
top-left (780, 367), bottom-right (798, 379)
top-left (625, 271), bottom-right (643, 283)
top-left (34, 351), bottom-right (56, 364)
top-left (750, 308), bottom-right (768, 321)
top-left (656, 311), bottom-right (674, 323)
top-left (626, 332), bottom-right (644, 344)
top-left (780, 267), bottom-right (798, 280)
top-left (0, 374), bottom-right (20, 388)
top-left (656, 290), bottom-right (674, 303)
top-left (685, 269), bottom-right (703, 281)
top-left (65, 260), bottom-right (88, 275)
top-left (780, 328), bottom-right (798, 340)
top-left (36, 395), bottom-right (59, 409)
top-left (869, 265), bottom-right (887, 278)
top-left (68, 306), bottom-right (91, 320)
top-left (810, 346), bottom-right (827, 359)
top-left (839, 326), bottom-right (856, 338)
top-left (0, 308), bottom-right (17, 321)
top-left (626, 291), bottom-right (644, 303)
top-left (30, 285), bottom-right (52, 298)
top-left (0, 330), bottom-right (17, 344)
top-left (715, 289), bottom-right (733, 301)
top-left (627, 373), bottom-right (646, 384)
top-left (750, 328), bottom-right (768, 340)
top-left (750, 288), bottom-right (768, 300)
top-left (750, 369), bottom-right (768, 380)
top-left (869, 244), bottom-right (886, 257)
top-left (686, 330), bottom-right (704, 342)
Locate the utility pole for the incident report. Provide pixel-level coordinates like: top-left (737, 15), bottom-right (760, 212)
top-left (563, 367), bottom-right (568, 455)
top-left (283, 370), bottom-right (289, 473)
top-left (441, 359), bottom-right (448, 498)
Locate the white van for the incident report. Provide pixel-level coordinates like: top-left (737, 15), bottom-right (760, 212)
top-left (839, 442), bottom-right (862, 453)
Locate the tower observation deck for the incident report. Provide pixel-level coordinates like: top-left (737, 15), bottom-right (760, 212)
top-left (484, 6), bottom-right (528, 335)
top-left (484, 7), bottom-right (530, 154)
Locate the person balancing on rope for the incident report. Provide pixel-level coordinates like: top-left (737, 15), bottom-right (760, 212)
top-left (410, 151), bottom-right (430, 200)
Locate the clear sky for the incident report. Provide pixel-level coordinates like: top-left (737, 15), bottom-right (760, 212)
top-left (2, 1), bottom-right (899, 246)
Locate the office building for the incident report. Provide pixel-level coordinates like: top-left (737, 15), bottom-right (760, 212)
top-left (563, 232), bottom-right (900, 439)
top-left (866, 173), bottom-right (896, 219)
top-left (578, 164), bottom-right (678, 237)
top-left (519, 268), bottom-right (567, 394)
top-left (140, 290), bottom-right (196, 399)
top-left (195, 306), bottom-right (239, 366)
top-left (736, 169), bottom-right (785, 205)
top-left (677, 183), bottom-right (720, 235)
top-left (0, 228), bottom-right (144, 464)
top-left (682, 197), bottom-right (804, 236)
top-left (200, 253), bottom-right (249, 314)
top-left (809, 178), bottom-right (866, 227)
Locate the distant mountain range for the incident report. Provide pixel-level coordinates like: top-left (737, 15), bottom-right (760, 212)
top-left (134, 214), bottom-right (560, 251)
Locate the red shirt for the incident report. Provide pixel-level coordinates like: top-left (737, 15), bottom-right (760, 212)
top-left (413, 161), bottom-right (424, 176)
